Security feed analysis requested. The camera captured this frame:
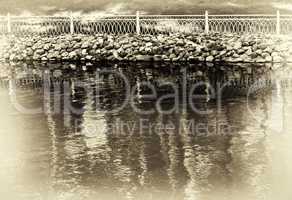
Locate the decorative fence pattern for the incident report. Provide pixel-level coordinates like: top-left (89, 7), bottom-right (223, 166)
top-left (0, 11), bottom-right (292, 36)
top-left (280, 15), bottom-right (292, 34)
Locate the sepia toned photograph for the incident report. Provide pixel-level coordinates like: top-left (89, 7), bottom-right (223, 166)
top-left (0, 1), bottom-right (292, 200)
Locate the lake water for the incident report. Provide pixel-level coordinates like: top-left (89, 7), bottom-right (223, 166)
top-left (0, 62), bottom-right (292, 200)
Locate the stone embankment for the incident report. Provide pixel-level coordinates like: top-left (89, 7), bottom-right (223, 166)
top-left (1, 33), bottom-right (292, 63)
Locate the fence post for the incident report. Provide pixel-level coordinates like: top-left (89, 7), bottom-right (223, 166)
top-left (205, 10), bottom-right (209, 34)
top-left (276, 10), bottom-right (281, 35)
top-left (136, 11), bottom-right (140, 35)
top-left (70, 11), bottom-right (74, 35)
top-left (7, 13), bottom-right (11, 34)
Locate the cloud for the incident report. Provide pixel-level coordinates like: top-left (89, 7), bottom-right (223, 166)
top-left (226, 2), bottom-right (246, 8)
top-left (53, 10), bottom-right (83, 17)
top-left (0, 0), bottom-right (286, 15)
top-left (14, 9), bottom-right (34, 16)
top-left (51, 2), bottom-right (132, 17)
top-left (39, 6), bottom-right (57, 12)
top-left (105, 3), bottom-right (129, 14)
top-left (272, 2), bottom-right (292, 11)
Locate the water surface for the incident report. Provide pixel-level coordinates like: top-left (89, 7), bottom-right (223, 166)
top-left (0, 62), bottom-right (292, 200)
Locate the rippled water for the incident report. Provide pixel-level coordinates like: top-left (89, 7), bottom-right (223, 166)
top-left (0, 62), bottom-right (292, 200)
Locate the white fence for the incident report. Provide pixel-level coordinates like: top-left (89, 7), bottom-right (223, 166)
top-left (1, 11), bottom-right (292, 36)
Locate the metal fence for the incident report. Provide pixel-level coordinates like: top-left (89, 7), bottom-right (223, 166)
top-left (0, 11), bottom-right (292, 36)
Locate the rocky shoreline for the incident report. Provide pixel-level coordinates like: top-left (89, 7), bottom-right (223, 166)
top-left (1, 33), bottom-right (292, 63)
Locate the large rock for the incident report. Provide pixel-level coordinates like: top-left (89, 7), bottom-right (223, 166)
top-left (112, 50), bottom-right (123, 61)
top-left (145, 42), bottom-right (153, 47)
top-left (206, 56), bottom-right (214, 62)
top-left (154, 55), bottom-right (162, 61)
top-left (81, 49), bottom-right (88, 56)
top-left (169, 54), bottom-right (177, 60)
top-left (69, 51), bottom-right (78, 59)
top-left (44, 44), bottom-right (51, 50)
top-left (61, 52), bottom-right (69, 58)
top-left (41, 57), bottom-right (48, 61)
top-left (176, 39), bottom-right (185, 46)
top-left (35, 49), bottom-right (45, 55)
top-left (233, 42), bottom-right (242, 50)
top-left (255, 56), bottom-right (266, 63)
top-left (198, 56), bottom-right (205, 62)
top-left (136, 55), bottom-right (153, 61)
top-left (81, 42), bottom-right (90, 49)
top-left (85, 55), bottom-right (93, 60)
top-left (265, 56), bottom-right (273, 62)
top-left (211, 50), bottom-right (218, 56)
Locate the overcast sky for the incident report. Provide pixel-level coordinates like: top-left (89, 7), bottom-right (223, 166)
top-left (1, 0), bottom-right (292, 15)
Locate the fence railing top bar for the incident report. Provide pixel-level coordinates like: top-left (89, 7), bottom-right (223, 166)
top-left (10, 16), bottom-right (70, 19)
top-left (0, 14), bottom-right (289, 18)
top-left (141, 15), bottom-right (204, 17)
top-left (0, 15), bottom-right (138, 19)
top-left (0, 14), bottom-right (203, 17)
top-left (74, 15), bottom-right (136, 17)
top-left (209, 14), bottom-right (277, 17)
top-left (209, 18), bottom-right (277, 21)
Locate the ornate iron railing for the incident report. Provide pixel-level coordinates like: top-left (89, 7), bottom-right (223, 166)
top-left (208, 15), bottom-right (278, 34)
top-left (0, 16), bottom-right (8, 34)
top-left (0, 12), bottom-right (291, 36)
top-left (139, 15), bottom-right (205, 34)
top-left (10, 16), bottom-right (71, 36)
top-left (73, 15), bottom-right (137, 35)
top-left (280, 15), bottom-right (292, 34)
